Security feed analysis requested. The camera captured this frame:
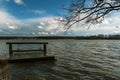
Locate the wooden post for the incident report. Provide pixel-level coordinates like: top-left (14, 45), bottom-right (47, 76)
top-left (9, 44), bottom-right (12, 58)
top-left (6, 42), bottom-right (48, 57)
top-left (43, 44), bottom-right (47, 56)
top-left (0, 60), bottom-right (9, 80)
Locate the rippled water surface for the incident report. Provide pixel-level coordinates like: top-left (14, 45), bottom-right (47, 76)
top-left (0, 40), bottom-right (120, 80)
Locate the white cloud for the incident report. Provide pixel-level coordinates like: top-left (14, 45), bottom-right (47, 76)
top-left (14, 0), bottom-right (26, 6)
top-left (8, 25), bottom-right (18, 29)
top-left (0, 9), bottom-right (25, 30)
top-left (37, 25), bottom-right (43, 29)
top-left (26, 16), bottom-right (64, 32)
top-left (0, 8), bottom-right (120, 36)
top-left (5, 23), bottom-right (18, 30)
top-left (40, 22), bottom-right (45, 25)
top-left (0, 9), bottom-right (65, 35)
top-left (102, 19), bottom-right (109, 24)
top-left (0, 10), bottom-right (15, 24)
top-left (0, 10), bottom-right (18, 26)
top-left (32, 10), bottom-right (46, 15)
top-left (38, 32), bottom-right (48, 35)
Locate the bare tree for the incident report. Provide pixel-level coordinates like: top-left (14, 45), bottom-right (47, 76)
top-left (62, 0), bottom-right (120, 30)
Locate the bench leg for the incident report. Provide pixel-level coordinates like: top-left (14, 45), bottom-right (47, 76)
top-left (43, 44), bottom-right (46, 56)
top-left (9, 44), bottom-right (13, 58)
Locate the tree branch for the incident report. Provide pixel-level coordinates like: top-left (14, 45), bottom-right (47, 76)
top-left (62, 0), bottom-right (120, 30)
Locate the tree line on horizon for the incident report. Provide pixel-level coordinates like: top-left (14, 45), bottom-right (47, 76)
top-left (0, 34), bottom-right (119, 39)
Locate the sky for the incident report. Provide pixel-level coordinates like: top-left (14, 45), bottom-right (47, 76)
top-left (0, 0), bottom-right (120, 36)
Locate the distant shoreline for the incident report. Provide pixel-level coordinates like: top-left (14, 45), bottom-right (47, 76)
top-left (0, 36), bottom-right (120, 40)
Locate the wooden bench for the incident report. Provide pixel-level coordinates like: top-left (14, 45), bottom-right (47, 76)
top-left (6, 42), bottom-right (48, 58)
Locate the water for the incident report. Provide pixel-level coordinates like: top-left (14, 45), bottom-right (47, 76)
top-left (0, 40), bottom-right (120, 80)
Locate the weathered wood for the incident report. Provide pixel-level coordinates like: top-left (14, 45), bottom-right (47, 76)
top-left (6, 42), bottom-right (48, 44)
top-left (0, 56), bottom-right (56, 63)
top-left (12, 50), bottom-right (44, 52)
top-left (4, 42), bottom-right (56, 63)
top-left (43, 44), bottom-right (47, 56)
top-left (6, 42), bottom-right (48, 58)
top-left (9, 44), bottom-right (12, 58)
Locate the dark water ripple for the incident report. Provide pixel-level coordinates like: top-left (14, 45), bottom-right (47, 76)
top-left (0, 40), bottom-right (120, 80)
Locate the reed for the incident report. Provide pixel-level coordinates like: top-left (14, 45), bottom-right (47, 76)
top-left (0, 59), bottom-right (9, 80)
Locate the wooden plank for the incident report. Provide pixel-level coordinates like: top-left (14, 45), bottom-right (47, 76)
top-left (8, 56), bottom-right (56, 63)
top-left (6, 42), bottom-right (49, 58)
top-left (6, 42), bottom-right (48, 44)
top-left (0, 56), bottom-right (56, 63)
top-left (12, 49), bottom-right (44, 52)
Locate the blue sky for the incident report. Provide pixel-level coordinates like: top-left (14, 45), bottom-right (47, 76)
top-left (1, 0), bottom-right (71, 19)
top-left (0, 0), bottom-right (120, 36)
top-left (2, 0), bottom-right (71, 19)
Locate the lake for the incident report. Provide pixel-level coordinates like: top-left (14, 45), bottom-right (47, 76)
top-left (0, 39), bottom-right (120, 80)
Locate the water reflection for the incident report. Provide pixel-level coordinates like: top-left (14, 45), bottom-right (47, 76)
top-left (0, 40), bottom-right (120, 80)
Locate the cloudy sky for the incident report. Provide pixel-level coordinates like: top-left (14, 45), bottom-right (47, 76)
top-left (0, 0), bottom-right (120, 36)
